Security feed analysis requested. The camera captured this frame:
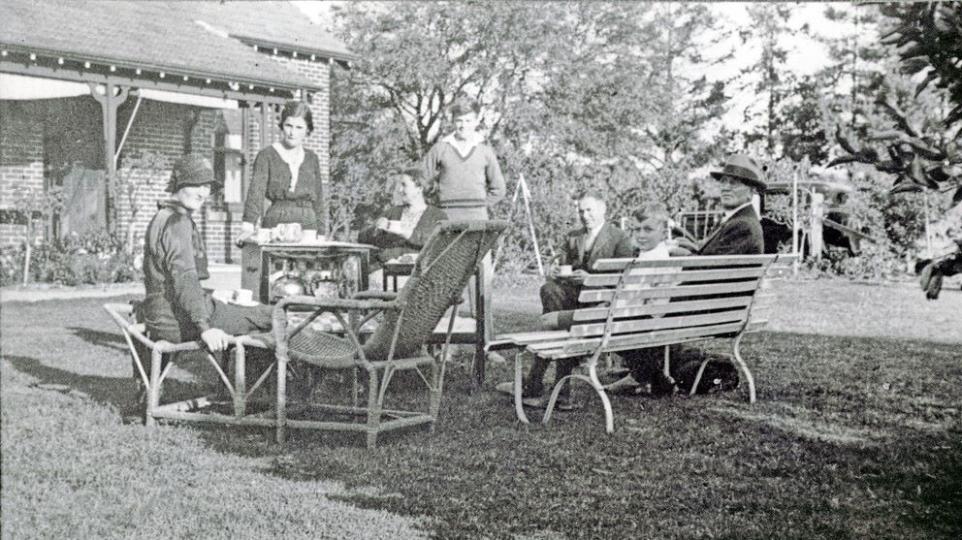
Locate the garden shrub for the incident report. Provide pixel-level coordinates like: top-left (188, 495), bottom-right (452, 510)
top-left (0, 230), bottom-right (141, 287)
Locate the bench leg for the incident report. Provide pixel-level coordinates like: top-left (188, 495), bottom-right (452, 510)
top-left (730, 333), bottom-right (756, 404)
top-left (513, 352), bottom-right (530, 425)
top-left (689, 359), bottom-right (710, 397)
top-left (542, 363), bottom-right (614, 434)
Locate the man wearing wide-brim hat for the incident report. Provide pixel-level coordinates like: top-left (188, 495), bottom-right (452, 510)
top-left (142, 154), bottom-right (272, 356)
top-left (672, 153), bottom-right (766, 256)
top-left (617, 154), bottom-right (766, 396)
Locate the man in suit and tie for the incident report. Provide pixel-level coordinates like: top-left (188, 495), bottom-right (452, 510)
top-left (498, 190), bottom-right (634, 409)
top-left (690, 153), bottom-right (765, 256)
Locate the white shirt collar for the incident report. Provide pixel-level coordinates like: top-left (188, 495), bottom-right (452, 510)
top-left (637, 241), bottom-right (671, 260)
top-left (442, 132), bottom-right (485, 158)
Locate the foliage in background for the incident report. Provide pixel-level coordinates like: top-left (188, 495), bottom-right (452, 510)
top-left (744, 3), bottom-right (957, 277)
top-left (829, 3), bottom-right (961, 203)
top-left (329, 2), bottom-right (731, 265)
top-left (9, 183), bottom-right (64, 286)
top-left (0, 230), bottom-right (140, 287)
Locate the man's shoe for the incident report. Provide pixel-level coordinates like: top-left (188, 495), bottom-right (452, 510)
top-left (605, 374), bottom-right (642, 394)
top-left (495, 381), bottom-right (515, 396)
top-left (651, 372), bottom-right (678, 397)
top-left (521, 396), bottom-right (546, 409)
top-left (554, 395), bottom-right (582, 412)
top-left (497, 380), bottom-right (544, 399)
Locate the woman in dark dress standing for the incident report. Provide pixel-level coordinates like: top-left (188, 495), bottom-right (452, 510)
top-left (236, 100), bottom-right (325, 243)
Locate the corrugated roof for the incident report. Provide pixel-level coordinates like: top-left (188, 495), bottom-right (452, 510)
top-left (0, 1), bottom-right (353, 90)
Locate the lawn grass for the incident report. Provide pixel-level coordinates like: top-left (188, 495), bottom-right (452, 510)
top-left (2, 279), bottom-right (961, 539)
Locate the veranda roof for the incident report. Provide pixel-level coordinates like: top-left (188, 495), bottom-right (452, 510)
top-left (0, 0), bottom-right (353, 97)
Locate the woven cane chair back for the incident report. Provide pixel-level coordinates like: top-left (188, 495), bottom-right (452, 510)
top-left (361, 220), bottom-right (507, 362)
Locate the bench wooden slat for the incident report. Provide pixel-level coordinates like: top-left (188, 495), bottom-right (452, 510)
top-left (571, 296), bottom-right (754, 321)
top-left (569, 309), bottom-right (749, 338)
top-left (528, 321), bottom-right (746, 358)
top-left (487, 330), bottom-right (571, 350)
top-left (592, 254), bottom-right (778, 271)
top-left (579, 280), bottom-right (760, 303)
top-left (582, 266), bottom-right (767, 287)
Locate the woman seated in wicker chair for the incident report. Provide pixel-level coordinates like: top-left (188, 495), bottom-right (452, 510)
top-left (357, 168), bottom-right (447, 270)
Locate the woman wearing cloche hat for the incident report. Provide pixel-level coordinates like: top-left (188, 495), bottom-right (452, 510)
top-left (143, 154), bottom-right (273, 357)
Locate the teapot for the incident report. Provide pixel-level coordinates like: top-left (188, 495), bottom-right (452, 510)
top-left (270, 272), bottom-right (306, 302)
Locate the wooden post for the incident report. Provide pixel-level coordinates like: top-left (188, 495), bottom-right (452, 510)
top-left (791, 169), bottom-right (799, 276)
top-left (809, 190), bottom-right (824, 260)
top-left (90, 82), bottom-right (129, 233)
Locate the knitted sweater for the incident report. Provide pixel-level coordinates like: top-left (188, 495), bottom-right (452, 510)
top-left (422, 137), bottom-right (506, 209)
top-left (242, 145), bottom-right (324, 230)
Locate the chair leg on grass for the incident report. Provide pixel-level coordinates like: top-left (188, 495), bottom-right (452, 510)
top-left (730, 333), bottom-right (756, 404)
top-left (276, 353), bottom-right (287, 445)
top-left (366, 366), bottom-right (381, 449)
top-left (513, 352), bottom-right (530, 425)
top-left (429, 360), bottom-right (441, 432)
top-left (234, 344), bottom-right (246, 417)
top-left (146, 349), bottom-right (164, 428)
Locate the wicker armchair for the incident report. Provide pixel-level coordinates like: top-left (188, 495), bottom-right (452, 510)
top-left (102, 302), bottom-right (273, 427)
top-left (266, 220), bottom-right (507, 448)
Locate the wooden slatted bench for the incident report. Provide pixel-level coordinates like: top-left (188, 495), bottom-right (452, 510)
top-left (488, 253), bottom-right (795, 433)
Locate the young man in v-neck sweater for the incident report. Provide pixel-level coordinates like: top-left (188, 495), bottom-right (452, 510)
top-left (422, 99), bottom-right (506, 321)
top-left (422, 100), bottom-right (506, 221)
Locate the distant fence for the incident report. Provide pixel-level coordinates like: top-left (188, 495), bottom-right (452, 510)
top-left (678, 207), bottom-right (723, 241)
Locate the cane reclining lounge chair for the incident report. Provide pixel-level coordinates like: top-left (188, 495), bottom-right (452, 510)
top-left (102, 302), bottom-right (274, 427)
top-left (265, 220), bottom-right (507, 448)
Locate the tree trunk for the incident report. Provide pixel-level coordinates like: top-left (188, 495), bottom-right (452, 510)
top-left (22, 239), bottom-right (32, 286)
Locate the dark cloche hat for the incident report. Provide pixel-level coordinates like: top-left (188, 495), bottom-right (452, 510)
top-left (167, 154), bottom-right (215, 192)
top-left (709, 154), bottom-right (767, 191)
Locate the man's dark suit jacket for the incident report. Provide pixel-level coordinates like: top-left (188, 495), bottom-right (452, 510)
top-left (561, 222), bottom-right (635, 271)
top-left (698, 204), bottom-right (764, 255)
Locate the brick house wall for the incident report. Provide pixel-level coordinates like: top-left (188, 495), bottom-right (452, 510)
top-left (0, 101), bottom-right (46, 246)
top-left (0, 51), bottom-right (332, 265)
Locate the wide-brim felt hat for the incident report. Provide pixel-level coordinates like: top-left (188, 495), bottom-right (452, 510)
top-left (167, 154), bottom-right (216, 192)
top-left (709, 154), bottom-right (767, 191)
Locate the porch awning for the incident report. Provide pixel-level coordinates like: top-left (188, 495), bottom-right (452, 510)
top-left (137, 88), bottom-right (237, 109)
top-left (0, 73), bottom-right (88, 100)
top-left (1, 73), bottom-right (239, 109)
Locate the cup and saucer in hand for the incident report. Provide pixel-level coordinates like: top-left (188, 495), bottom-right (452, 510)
top-left (229, 288), bottom-right (259, 307)
top-left (553, 264), bottom-right (585, 284)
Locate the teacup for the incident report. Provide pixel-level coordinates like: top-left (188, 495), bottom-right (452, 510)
top-left (232, 289), bottom-right (254, 304)
top-left (557, 264), bottom-right (573, 276)
top-left (386, 220), bottom-right (403, 233)
top-left (283, 223), bottom-right (303, 242)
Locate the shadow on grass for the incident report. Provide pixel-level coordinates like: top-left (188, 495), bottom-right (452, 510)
top-left (248, 331), bottom-right (962, 540)
top-left (4, 354), bottom-right (216, 419)
top-left (65, 326), bottom-right (128, 352)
